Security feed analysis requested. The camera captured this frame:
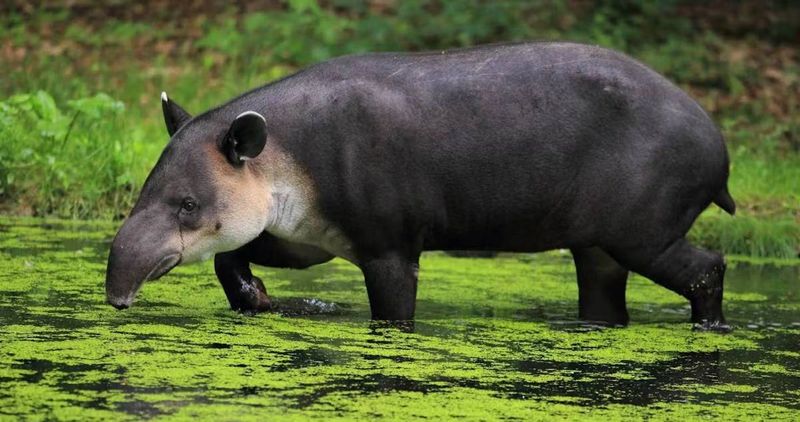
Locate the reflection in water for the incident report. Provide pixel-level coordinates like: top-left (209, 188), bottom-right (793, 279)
top-left (508, 351), bottom-right (799, 409)
top-left (0, 220), bottom-right (799, 418)
top-left (291, 374), bottom-right (442, 409)
top-left (271, 297), bottom-right (347, 317)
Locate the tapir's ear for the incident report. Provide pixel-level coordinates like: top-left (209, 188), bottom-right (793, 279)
top-left (161, 92), bottom-right (192, 137)
top-left (222, 111), bottom-right (267, 166)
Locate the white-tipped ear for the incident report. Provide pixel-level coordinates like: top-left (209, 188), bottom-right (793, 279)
top-left (161, 92), bottom-right (192, 137)
top-left (235, 110), bottom-right (266, 123)
top-left (223, 110), bottom-right (268, 165)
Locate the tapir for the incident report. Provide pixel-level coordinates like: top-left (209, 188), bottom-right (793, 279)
top-left (105, 42), bottom-right (736, 330)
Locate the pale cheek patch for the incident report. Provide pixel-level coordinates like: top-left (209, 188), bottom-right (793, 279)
top-left (179, 166), bottom-right (269, 264)
top-left (179, 232), bottom-right (219, 264)
top-left (216, 173), bottom-right (269, 251)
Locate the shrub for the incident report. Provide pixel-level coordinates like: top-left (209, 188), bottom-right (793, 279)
top-left (0, 91), bottom-right (138, 218)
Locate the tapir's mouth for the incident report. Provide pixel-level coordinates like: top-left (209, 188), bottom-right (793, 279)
top-left (106, 253), bottom-right (182, 310)
top-left (145, 253), bottom-right (182, 281)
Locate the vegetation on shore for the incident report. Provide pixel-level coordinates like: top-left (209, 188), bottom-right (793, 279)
top-left (0, 1), bottom-right (797, 258)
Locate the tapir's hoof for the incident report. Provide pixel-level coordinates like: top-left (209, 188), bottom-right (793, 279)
top-left (692, 320), bottom-right (732, 333)
top-left (235, 276), bottom-right (273, 314)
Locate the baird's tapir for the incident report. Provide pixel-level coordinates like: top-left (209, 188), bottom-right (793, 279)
top-left (105, 42), bottom-right (736, 330)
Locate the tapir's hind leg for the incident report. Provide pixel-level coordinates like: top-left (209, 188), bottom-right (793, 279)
top-left (607, 237), bottom-right (729, 331)
top-left (214, 232), bottom-right (333, 313)
top-left (571, 247), bottom-right (629, 326)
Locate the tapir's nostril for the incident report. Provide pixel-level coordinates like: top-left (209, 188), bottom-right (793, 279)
top-left (108, 298), bottom-right (130, 310)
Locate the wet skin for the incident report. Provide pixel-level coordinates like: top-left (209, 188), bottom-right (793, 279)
top-left (214, 231), bottom-right (333, 313)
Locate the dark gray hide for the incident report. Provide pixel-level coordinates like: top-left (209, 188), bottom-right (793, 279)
top-left (106, 42), bottom-right (735, 330)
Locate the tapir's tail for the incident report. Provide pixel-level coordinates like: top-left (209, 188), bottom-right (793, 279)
top-left (713, 186), bottom-right (736, 215)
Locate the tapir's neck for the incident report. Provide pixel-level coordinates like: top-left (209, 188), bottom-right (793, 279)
top-left (258, 143), bottom-right (314, 240)
top-left (256, 146), bottom-right (355, 261)
top-left (263, 181), bottom-right (312, 238)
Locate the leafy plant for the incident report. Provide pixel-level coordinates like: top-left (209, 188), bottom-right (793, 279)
top-left (0, 91), bottom-right (138, 218)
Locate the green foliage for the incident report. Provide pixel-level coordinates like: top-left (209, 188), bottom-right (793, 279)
top-left (691, 211), bottom-right (799, 260)
top-left (197, 0), bottom-right (569, 67)
top-left (690, 145), bottom-right (799, 258)
top-left (0, 91), bottom-right (139, 218)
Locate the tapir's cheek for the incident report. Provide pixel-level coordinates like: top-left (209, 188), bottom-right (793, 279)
top-left (180, 149), bottom-right (270, 263)
top-left (179, 228), bottom-right (222, 264)
top-left (178, 215), bottom-right (266, 263)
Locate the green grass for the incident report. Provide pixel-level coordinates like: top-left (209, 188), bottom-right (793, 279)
top-left (0, 1), bottom-right (797, 258)
top-left (689, 148), bottom-right (800, 260)
top-left (692, 213), bottom-right (799, 261)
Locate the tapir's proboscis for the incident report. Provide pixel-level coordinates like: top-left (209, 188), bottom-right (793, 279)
top-left (106, 42), bottom-right (737, 331)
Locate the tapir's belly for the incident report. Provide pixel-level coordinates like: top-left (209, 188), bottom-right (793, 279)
top-left (421, 203), bottom-right (572, 253)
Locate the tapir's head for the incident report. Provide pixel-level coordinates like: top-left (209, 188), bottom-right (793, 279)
top-left (105, 93), bottom-right (270, 309)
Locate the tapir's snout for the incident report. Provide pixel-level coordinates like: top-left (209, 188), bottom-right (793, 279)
top-left (105, 209), bottom-right (182, 310)
top-left (108, 299), bottom-right (129, 310)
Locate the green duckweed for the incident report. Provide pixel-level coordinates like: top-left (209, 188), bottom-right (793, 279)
top-left (0, 217), bottom-right (798, 420)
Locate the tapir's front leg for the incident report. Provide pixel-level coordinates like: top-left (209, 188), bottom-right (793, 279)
top-left (214, 232), bottom-right (334, 313)
top-left (214, 250), bottom-right (272, 313)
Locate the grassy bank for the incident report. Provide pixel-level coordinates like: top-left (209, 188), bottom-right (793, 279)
top-left (0, 1), bottom-right (798, 258)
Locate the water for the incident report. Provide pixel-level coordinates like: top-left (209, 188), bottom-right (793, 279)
top-left (0, 218), bottom-right (798, 419)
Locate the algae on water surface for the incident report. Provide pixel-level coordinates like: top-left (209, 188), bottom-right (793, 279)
top-left (0, 217), bottom-right (798, 420)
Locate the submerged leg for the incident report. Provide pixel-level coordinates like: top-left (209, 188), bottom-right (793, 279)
top-left (214, 232), bottom-right (334, 313)
top-left (360, 252), bottom-right (420, 320)
top-left (571, 247), bottom-right (630, 326)
top-left (608, 237), bottom-right (729, 331)
top-left (214, 250), bottom-right (272, 313)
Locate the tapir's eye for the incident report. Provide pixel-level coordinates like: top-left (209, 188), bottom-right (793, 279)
top-left (181, 197), bottom-right (197, 212)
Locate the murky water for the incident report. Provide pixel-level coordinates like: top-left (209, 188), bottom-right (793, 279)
top-left (1, 218), bottom-right (798, 419)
